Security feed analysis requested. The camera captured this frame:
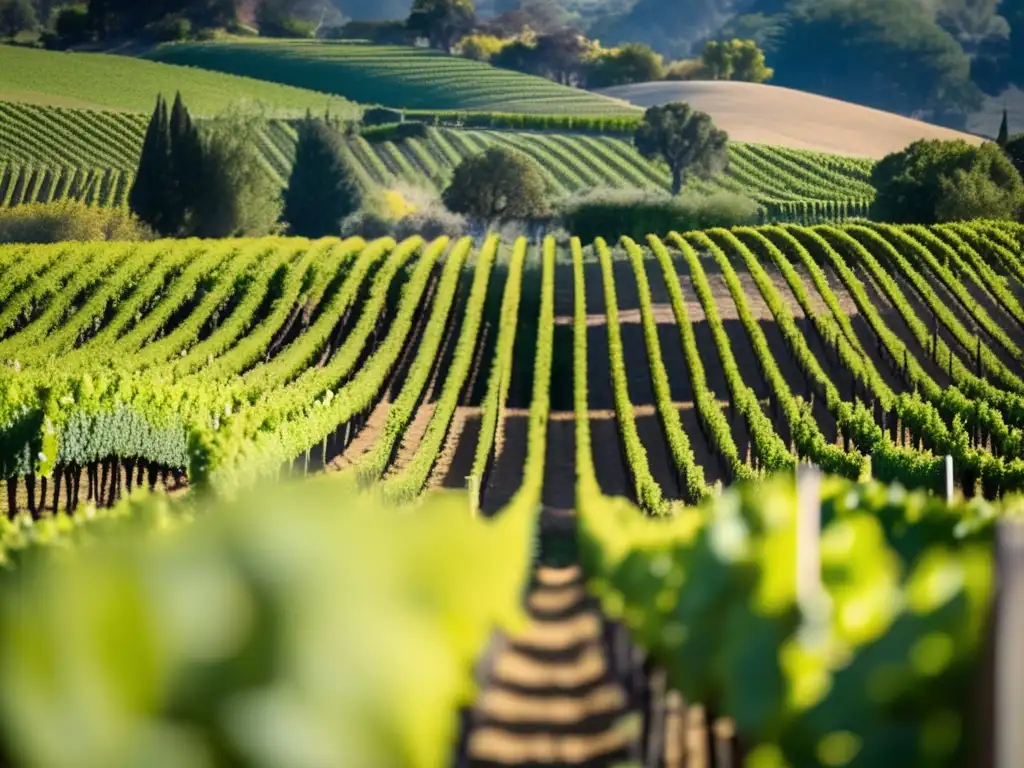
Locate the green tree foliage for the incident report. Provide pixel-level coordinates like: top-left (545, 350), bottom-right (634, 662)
top-left (86, 0), bottom-right (236, 37)
top-left (713, 12), bottom-right (786, 54)
top-left (936, 164), bottom-right (1024, 221)
top-left (634, 102), bottom-right (729, 195)
top-left (997, 107), bottom-right (1010, 145)
top-left (129, 93), bottom-right (204, 237)
top-left (407, 0), bottom-right (475, 53)
top-left (0, 0), bottom-right (37, 37)
top-left (1004, 133), bottom-right (1024, 177)
top-left (442, 147), bottom-right (548, 223)
top-left (255, 0), bottom-right (314, 37)
top-left (193, 104), bottom-right (283, 238)
top-left (559, 188), bottom-right (758, 242)
top-left (168, 92), bottom-right (204, 235)
top-left (871, 139), bottom-right (1024, 223)
top-left (701, 39), bottom-right (773, 82)
top-left (0, 200), bottom-right (150, 243)
top-left (730, 38), bottom-right (773, 82)
top-left (283, 114), bottom-right (361, 237)
top-left (53, 3), bottom-right (90, 45)
top-left (769, 0), bottom-right (982, 129)
top-left (588, 0), bottom-right (735, 60)
top-left (587, 42), bottom-right (664, 88)
top-left (129, 95), bottom-right (173, 234)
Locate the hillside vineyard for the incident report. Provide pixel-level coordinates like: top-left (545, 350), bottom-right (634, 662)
top-left (2, 220), bottom-right (1023, 518)
top-left (0, 102), bottom-right (875, 222)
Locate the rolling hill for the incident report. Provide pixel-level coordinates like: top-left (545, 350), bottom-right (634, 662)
top-left (596, 81), bottom-right (987, 158)
top-left (0, 44), bottom-right (357, 117)
top-left (143, 39), bottom-right (641, 115)
top-left (0, 101), bottom-right (877, 219)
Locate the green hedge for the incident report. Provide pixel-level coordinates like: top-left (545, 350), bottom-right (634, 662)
top-left (403, 110), bottom-right (641, 135)
top-left (560, 189), bottom-right (759, 242)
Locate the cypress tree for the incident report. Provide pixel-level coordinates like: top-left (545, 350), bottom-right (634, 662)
top-left (998, 107), bottom-right (1010, 146)
top-left (129, 95), bottom-right (172, 234)
top-left (283, 114), bottom-right (360, 237)
top-left (168, 91), bottom-right (204, 235)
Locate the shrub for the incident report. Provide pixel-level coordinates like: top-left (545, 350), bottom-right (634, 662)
top-left (0, 201), bottom-right (152, 243)
top-left (872, 139), bottom-right (1024, 223)
top-left (362, 107), bottom-right (404, 126)
top-left (558, 188), bottom-right (758, 243)
top-left (393, 205), bottom-right (467, 240)
top-left (458, 33), bottom-right (507, 61)
top-left (341, 184), bottom-right (465, 240)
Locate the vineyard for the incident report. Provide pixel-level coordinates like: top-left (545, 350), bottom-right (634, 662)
top-left (2, 219), bottom-right (1024, 514)
top-left (0, 100), bottom-right (877, 220)
top-left (0, 44), bottom-right (357, 116)
top-left (145, 39), bottom-right (642, 115)
top-left (2, 220), bottom-right (1023, 767)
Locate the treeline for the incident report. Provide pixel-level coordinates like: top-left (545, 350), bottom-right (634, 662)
top-left (332, 0), bottom-right (773, 90)
top-left (0, 0), bottom-right (332, 45)
top-left (338, 0), bottom-right (1024, 131)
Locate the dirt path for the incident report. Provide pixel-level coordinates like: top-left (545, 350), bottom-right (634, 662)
top-left (814, 264), bottom-right (910, 396)
top-left (644, 257), bottom-right (729, 486)
top-left (767, 266), bottom-right (857, 398)
top-left (853, 263), bottom-right (955, 388)
top-left (732, 261), bottom-right (840, 445)
top-left (326, 398), bottom-right (392, 472)
top-left (482, 410), bottom-right (529, 515)
top-left (543, 414), bottom-right (577, 511)
top-left (429, 406), bottom-right (482, 490)
top-left (464, 564), bottom-right (638, 767)
top-left (612, 255), bottom-right (686, 501)
top-left (899, 245), bottom-right (1024, 379)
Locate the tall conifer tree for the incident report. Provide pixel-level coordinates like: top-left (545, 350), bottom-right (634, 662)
top-left (283, 114), bottom-right (360, 237)
top-left (168, 91), bottom-right (204, 234)
top-left (129, 95), bottom-right (172, 234)
top-left (998, 107), bottom-right (1010, 146)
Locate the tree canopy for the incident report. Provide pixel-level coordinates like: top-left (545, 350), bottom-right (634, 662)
top-left (1002, 133), bottom-right (1024, 178)
top-left (193, 104), bottom-right (284, 238)
top-left (749, 0), bottom-right (983, 128)
top-left (0, 0), bottom-right (36, 38)
top-left (701, 39), bottom-right (773, 82)
top-left (634, 102), bottom-right (729, 195)
top-left (283, 114), bottom-right (361, 237)
top-left (407, 0), bottom-right (476, 52)
top-left (871, 138), bottom-right (1024, 223)
top-left (442, 147), bottom-right (549, 223)
top-left (129, 93), bottom-right (205, 237)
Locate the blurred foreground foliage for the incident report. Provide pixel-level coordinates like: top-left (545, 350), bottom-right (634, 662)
top-left (0, 479), bottom-right (535, 768)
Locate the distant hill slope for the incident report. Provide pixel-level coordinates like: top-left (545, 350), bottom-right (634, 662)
top-left (0, 45), bottom-right (357, 117)
top-left (144, 40), bottom-right (641, 115)
top-left (596, 81), bottom-right (986, 158)
top-left (0, 101), bottom-right (876, 220)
